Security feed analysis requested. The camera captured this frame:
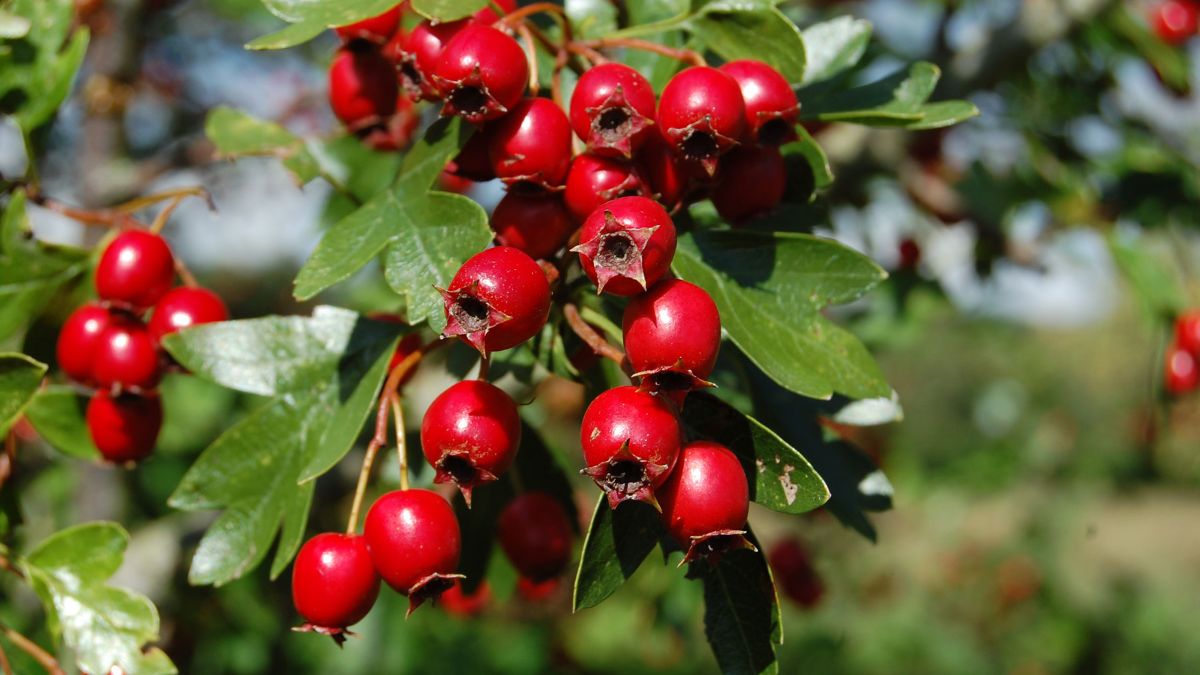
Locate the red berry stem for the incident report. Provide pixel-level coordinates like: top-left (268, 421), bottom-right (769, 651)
top-left (514, 22), bottom-right (541, 96)
top-left (23, 188), bottom-right (141, 230)
top-left (116, 186), bottom-right (213, 216)
top-left (0, 621), bottom-right (64, 675)
top-left (564, 41), bottom-right (608, 65)
top-left (346, 397), bottom-right (390, 535)
top-left (390, 395), bottom-right (409, 491)
top-left (496, 2), bottom-right (569, 33)
top-left (576, 37), bottom-right (706, 67)
top-left (563, 303), bottom-right (626, 367)
top-left (477, 352), bottom-right (491, 381)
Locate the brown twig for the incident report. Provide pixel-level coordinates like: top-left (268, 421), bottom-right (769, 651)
top-left (496, 2), bottom-right (568, 31)
top-left (174, 257), bottom-right (199, 289)
top-left (0, 640), bottom-right (13, 675)
top-left (580, 37), bottom-right (706, 66)
top-left (0, 623), bottom-right (64, 675)
top-left (563, 303), bottom-right (625, 365)
top-left (565, 41), bottom-right (608, 65)
top-left (114, 186), bottom-right (213, 214)
top-left (23, 189), bottom-right (141, 230)
top-left (516, 22), bottom-right (541, 96)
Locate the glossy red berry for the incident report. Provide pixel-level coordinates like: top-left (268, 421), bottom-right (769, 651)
top-left (57, 303), bottom-right (114, 384)
top-left (580, 385), bottom-right (681, 508)
top-left (1165, 344), bottom-right (1199, 395)
top-left (397, 19), bottom-right (469, 101)
top-left (658, 441), bottom-right (751, 564)
top-left (711, 144), bottom-right (786, 223)
top-left (433, 24), bottom-right (529, 123)
top-left (440, 246), bottom-right (551, 355)
top-left (328, 43), bottom-right (399, 130)
top-left (718, 60), bottom-right (799, 145)
top-left (497, 492), bottom-right (573, 581)
top-left (1151, 0), bottom-right (1199, 44)
top-left (420, 380), bottom-right (521, 503)
top-left (364, 489), bottom-right (462, 612)
top-left (147, 287), bottom-right (228, 341)
top-left (1175, 311), bottom-right (1200, 355)
top-left (95, 230), bottom-right (175, 309)
top-left (564, 154), bottom-right (651, 223)
top-left (487, 98), bottom-right (573, 189)
top-left (656, 66), bottom-right (746, 176)
top-left (623, 280), bottom-right (721, 392)
top-left (439, 580), bottom-right (491, 617)
top-left (86, 391), bottom-right (162, 463)
top-left (636, 134), bottom-right (694, 212)
top-left (291, 533), bottom-right (381, 639)
top-left (490, 191), bottom-right (574, 259)
top-left (334, 3), bottom-right (404, 44)
top-left (92, 316), bottom-right (162, 392)
top-left (569, 63), bottom-right (657, 158)
top-left (572, 196), bottom-right (676, 296)
top-left (768, 538), bottom-right (824, 608)
top-left (449, 124), bottom-right (497, 181)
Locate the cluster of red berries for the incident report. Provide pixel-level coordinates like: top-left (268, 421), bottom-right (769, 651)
top-left (55, 230), bottom-right (228, 463)
top-left (1164, 312), bottom-right (1200, 395)
top-left (1150, 0), bottom-right (1199, 45)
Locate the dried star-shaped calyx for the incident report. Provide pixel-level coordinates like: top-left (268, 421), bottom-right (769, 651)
top-left (570, 211), bottom-right (660, 294)
top-left (754, 104), bottom-right (802, 145)
top-left (430, 448), bottom-right (499, 507)
top-left (397, 53), bottom-right (426, 100)
top-left (292, 623), bottom-right (356, 648)
top-left (666, 115), bottom-right (740, 176)
top-left (581, 442), bottom-right (671, 510)
top-left (439, 281), bottom-right (512, 356)
top-left (585, 85), bottom-right (654, 158)
top-left (436, 66), bottom-right (508, 123)
top-left (405, 572), bottom-right (466, 617)
top-left (634, 358), bottom-right (717, 394)
top-left (678, 529), bottom-right (756, 567)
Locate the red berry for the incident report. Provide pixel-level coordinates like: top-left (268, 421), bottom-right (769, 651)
top-left (490, 191), bottom-right (574, 259)
top-left (92, 316), bottom-right (162, 392)
top-left (335, 3), bottom-right (404, 44)
top-left (768, 538), bottom-right (824, 608)
top-left (440, 246), bottom-right (551, 355)
top-left (328, 43), bottom-right (399, 130)
top-left (656, 66), bottom-right (746, 176)
top-left (636, 134), bottom-right (694, 212)
top-left (147, 287), bottom-right (228, 341)
top-left (718, 60), bottom-right (799, 145)
top-left (1175, 311), bottom-right (1200, 355)
top-left (516, 575), bottom-right (560, 602)
top-left (95, 230), bottom-right (175, 309)
top-left (420, 380), bottom-right (521, 503)
top-left (898, 237), bottom-right (921, 271)
top-left (711, 144), bottom-right (785, 223)
top-left (86, 391), bottom-right (162, 463)
top-left (439, 580), bottom-right (491, 617)
top-left (433, 24), bottom-right (529, 123)
top-left (572, 196), bottom-right (676, 296)
top-left (364, 489), bottom-right (462, 612)
top-left (487, 98), bottom-right (573, 189)
top-left (657, 441), bottom-right (750, 564)
top-left (291, 533), bottom-right (380, 638)
top-left (580, 385), bottom-right (681, 508)
top-left (1151, 0), bottom-right (1199, 44)
top-left (497, 492), bottom-right (573, 580)
top-left (569, 63), bottom-right (657, 158)
top-left (438, 168), bottom-right (476, 194)
top-left (622, 280), bottom-right (721, 392)
top-left (388, 333), bottom-right (425, 384)
top-left (1165, 344), bottom-right (1199, 395)
top-left (57, 303), bottom-right (114, 384)
top-left (449, 124), bottom-right (497, 181)
top-left (397, 19), bottom-right (469, 101)
top-left (564, 154), bottom-right (651, 223)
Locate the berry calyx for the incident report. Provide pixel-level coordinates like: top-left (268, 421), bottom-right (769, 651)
top-left (768, 538), bottom-right (824, 608)
top-left (572, 196), bottom-right (677, 296)
top-left (622, 279), bottom-right (721, 393)
top-left (92, 316), bottom-right (162, 392)
top-left (439, 580), bottom-right (492, 617)
top-left (1151, 0), bottom-right (1199, 44)
top-left (711, 144), bottom-right (786, 223)
top-left (656, 67), bottom-right (746, 176)
top-left (569, 63), bottom-right (657, 158)
top-left (328, 43), bottom-right (399, 131)
top-left (334, 3), bottom-right (403, 44)
top-left (1175, 311), bottom-right (1200, 355)
top-left (86, 391), bottom-right (162, 464)
top-left (291, 533), bottom-right (381, 643)
top-left (147, 286), bottom-right (229, 341)
top-left (497, 492), bottom-right (573, 581)
top-left (580, 385), bottom-right (682, 508)
top-left (718, 60), bottom-right (800, 145)
top-left (420, 380), bottom-right (521, 504)
top-left (657, 441), bottom-right (752, 564)
top-left (57, 303), bottom-right (114, 384)
top-left (433, 24), bottom-right (529, 123)
top-left (439, 246), bottom-right (551, 356)
top-left (95, 230), bottom-right (175, 310)
top-left (564, 154), bottom-right (651, 223)
top-left (487, 97), bottom-right (573, 189)
top-left (363, 489), bottom-right (463, 613)
top-left (1165, 344), bottom-right (1199, 395)
top-left (490, 191), bottom-right (574, 259)
top-left (397, 19), bottom-right (469, 101)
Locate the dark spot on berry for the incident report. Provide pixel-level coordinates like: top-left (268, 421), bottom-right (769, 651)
top-left (451, 295), bottom-right (491, 333)
top-left (449, 85), bottom-right (490, 117)
top-left (400, 61), bottom-right (423, 91)
top-left (596, 233), bottom-right (635, 270)
top-left (757, 118), bottom-right (792, 146)
top-left (649, 370), bottom-right (695, 391)
top-left (605, 459), bottom-right (645, 493)
top-left (598, 107), bottom-right (630, 131)
top-left (680, 131), bottom-right (719, 162)
top-left (440, 454), bottom-right (478, 485)
top-left (692, 533), bottom-right (740, 560)
top-left (411, 575), bottom-right (456, 603)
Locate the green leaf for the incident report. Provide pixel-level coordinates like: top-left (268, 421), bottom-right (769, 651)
top-left (566, 0), bottom-right (619, 40)
top-left (247, 0), bottom-right (403, 49)
top-left (698, 537), bottom-right (781, 675)
top-left (0, 352), bottom-right (46, 435)
top-left (0, 9), bottom-right (32, 38)
top-left (671, 230), bottom-right (889, 400)
top-left (907, 100), bottom-right (980, 130)
top-left (24, 386), bottom-right (100, 460)
top-left (204, 107), bottom-right (319, 183)
top-left (572, 496), bottom-right (664, 611)
top-left (781, 126), bottom-right (832, 201)
top-left (689, 8), bottom-right (806, 83)
top-left (682, 393), bottom-right (828, 514)
top-left (1109, 232), bottom-right (1186, 318)
top-left (801, 62), bottom-right (939, 124)
top-left (799, 16), bottom-right (871, 86)
top-left (246, 19), bottom-right (327, 50)
top-left (411, 0), bottom-right (488, 22)
top-left (0, 0), bottom-right (89, 131)
top-left (23, 522), bottom-right (176, 675)
top-left (0, 192), bottom-right (89, 341)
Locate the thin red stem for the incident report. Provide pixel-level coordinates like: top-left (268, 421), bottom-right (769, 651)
top-left (563, 303), bottom-right (625, 365)
top-left (0, 623), bottom-right (63, 675)
top-left (580, 37), bottom-right (705, 66)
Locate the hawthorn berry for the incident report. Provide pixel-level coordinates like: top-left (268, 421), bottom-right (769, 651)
top-left (1175, 311), bottom-right (1200, 355)
top-left (657, 441), bottom-right (751, 564)
top-left (397, 19), bottom-right (469, 101)
top-left (420, 380), bottom-right (521, 503)
top-left (656, 66), bottom-right (746, 175)
top-left (433, 24), bottom-right (529, 123)
top-left (57, 303), bottom-right (114, 384)
top-left (490, 191), bottom-right (574, 259)
top-left (334, 3), bottom-right (404, 44)
top-left (497, 492), bottom-right (573, 581)
top-left (1165, 344), bottom-right (1199, 395)
top-left (569, 63), bottom-right (657, 158)
top-left (516, 575), bottom-right (560, 602)
top-left (580, 385), bottom-right (682, 508)
top-left (92, 315), bottom-right (162, 392)
top-left (487, 97), bottom-right (573, 189)
top-left (622, 279), bottom-right (721, 393)
top-left (564, 154), bottom-right (651, 223)
top-left (439, 580), bottom-right (491, 617)
top-left (440, 246), bottom-right (551, 355)
top-left (291, 533), bottom-right (381, 641)
top-left (95, 230), bottom-right (175, 310)
top-left (147, 286), bottom-right (228, 341)
top-left (718, 60), bottom-right (800, 145)
top-left (636, 134), bottom-right (694, 212)
top-left (572, 196), bottom-right (677, 296)
top-left (898, 237), bottom-right (922, 271)
top-left (449, 125), bottom-right (497, 181)
top-left (364, 489), bottom-right (463, 612)
top-left (86, 391), bottom-right (162, 463)
top-left (768, 538), bottom-right (824, 608)
top-left (328, 43), bottom-right (399, 131)
top-left (1150, 0), bottom-right (1199, 44)
top-left (711, 144), bottom-right (786, 223)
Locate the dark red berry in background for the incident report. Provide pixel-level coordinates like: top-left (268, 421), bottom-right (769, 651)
top-left (438, 168), bottom-right (475, 194)
top-left (487, 97), bottom-right (573, 189)
top-left (569, 63), bottom-right (657, 158)
top-left (564, 154), bottom-right (650, 223)
top-left (769, 538), bottom-right (825, 609)
top-left (397, 20), bottom-right (468, 101)
top-left (490, 191), bottom-right (574, 259)
top-left (95, 229), bottom-right (175, 309)
top-left (360, 95), bottom-right (422, 152)
top-left (1165, 344), bottom-right (1199, 395)
top-left (573, 196), bottom-right (677, 296)
top-left (898, 237), bottom-right (922, 271)
top-left (623, 279), bottom-right (721, 392)
top-left (580, 385), bottom-right (682, 508)
top-left (498, 492), bottom-right (573, 581)
top-left (637, 135), bottom-right (693, 213)
top-left (516, 575), bottom-right (560, 602)
top-left (1150, 0), bottom-right (1199, 44)
top-left (711, 144), bottom-right (786, 223)
top-left (440, 246), bottom-right (551, 355)
top-left (328, 44), bottom-right (399, 130)
top-left (388, 333), bottom-right (425, 384)
top-left (292, 533), bottom-right (380, 636)
top-left (433, 24), bottom-right (529, 123)
top-left (657, 66), bottom-right (746, 176)
top-left (1175, 311), bottom-right (1200, 355)
top-left (364, 489), bottom-right (462, 611)
top-left (57, 303), bottom-right (114, 384)
top-left (86, 391), bottom-right (162, 463)
top-left (449, 124), bottom-right (497, 181)
top-left (658, 441), bottom-right (751, 564)
top-left (439, 580), bottom-right (491, 617)
top-left (718, 60), bottom-right (799, 145)
top-left (92, 316), bottom-right (162, 392)
top-left (148, 286), bottom-right (228, 341)
top-left (334, 2), bottom-right (404, 44)
top-left (420, 380), bottom-right (521, 503)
